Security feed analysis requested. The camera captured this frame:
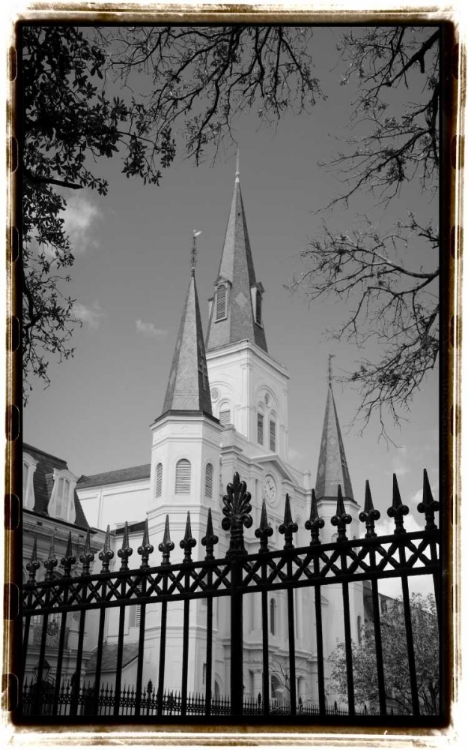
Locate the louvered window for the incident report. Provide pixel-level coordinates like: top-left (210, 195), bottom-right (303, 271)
top-left (269, 419), bottom-right (276, 452)
top-left (205, 463), bottom-right (214, 498)
top-left (130, 585), bottom-right (142, 627)
top-left (155, 463), bottom-right (163, 498)
top-left (175, 459), bottom-right (191, 494)
top-left (257, 413), bottom-right (264, 445)
top-left (219, 409), bottom-right (231, 426)
top-left (216, 285), bottom-right (227, 320)
top-left (255, 290), bottom-right (262, 325)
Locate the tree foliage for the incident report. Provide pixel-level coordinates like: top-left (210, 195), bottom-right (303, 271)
top-left (289, 27), bottom-right (440, 436)
top-left (21, 24), bottom-right (320, 400)
top-left (329, 593), bottom-right (439, 715)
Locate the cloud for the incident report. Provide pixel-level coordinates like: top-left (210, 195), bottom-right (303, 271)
top-left (62, 195), bottom-right (101, 254)
top-left (136, 320), bottom-right (167, 339)
top-left (389, 446), bottom-right (410, 477)
top-left (73, 302), bottom-right (104, 330)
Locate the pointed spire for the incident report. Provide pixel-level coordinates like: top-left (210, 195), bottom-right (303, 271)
top-left (26, 537), bottom-right (40, 582)
top-left (235, 148), bottom-right (240, 183)
top-left (61, 532), bottom-right (76, 576)
top-left (118, 522), bottom-right (133, 570)
top-left (206, 165), bottom-right (267, 353)
top-left (359, 481), bottom-right (381, 538)
top-left (180, 511), bottom-right (196, 562)
top-left (191, 230), bottom-right (202, 276)
top-left (305, 489), bottom-right (325, 545)
top-left (417, 469), bottom-right (439, 531)
top-left (387, 474), bottom-right (409, 534)
top-left (162, 235), bottom-right (212, 415)
top-left (279, 493), bottom-right (298, 549)
top-left (201, 508), bottom-right (219, 560)
top-left (331, 485), bottom-right (352, 541)
top-left (159, 515), bottom-right (174, 565)
top-left (80, 529), bottom-right (94, 574)
top-left (99, 525), bottom-right (114, 571)
top-left (255, 499), bottom-right (273, 553)
top-left (44, 534), bottom-right (58, 580)
top-left (315, 359), bottom-right (355, 504)
top-left (138, 519), bottom-right (154, 569)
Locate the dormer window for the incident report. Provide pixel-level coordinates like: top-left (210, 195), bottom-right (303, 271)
top-left (48, 469), bottom-right (77, 523)
top-left (23, 453), bottom-right (38, 510)
top-left (216, 284), bottom-right (227, 321)
top-left (251, 283), bottom-right (264, 327)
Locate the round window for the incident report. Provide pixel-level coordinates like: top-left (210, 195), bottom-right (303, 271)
top-left (211, 388), bottom-right (220, 402)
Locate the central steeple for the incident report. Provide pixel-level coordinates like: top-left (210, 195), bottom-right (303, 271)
top-left (206, 155), bottom-right (268, 353)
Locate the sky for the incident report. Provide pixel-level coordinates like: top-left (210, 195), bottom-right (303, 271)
top-left (23, 26), bottom-right (439, 596)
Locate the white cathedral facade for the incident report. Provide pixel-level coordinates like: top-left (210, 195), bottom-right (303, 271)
top-left (24, 165), bottom-right (364, 705)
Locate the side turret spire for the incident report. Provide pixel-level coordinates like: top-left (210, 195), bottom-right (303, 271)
top-left (315, 358), bottom-right (355, 503)
top-left (206, 160), bottom-right (267, 353)
top-left (162, 234), bottom-right (212, 415)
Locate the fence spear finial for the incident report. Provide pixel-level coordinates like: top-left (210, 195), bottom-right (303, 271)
top-left (221, 472), bottom-right (252, 558)
top-left (201, 508), bottom-right (219, 561)
top-left (417, 469), bottom-right (439, 531)
top-left (80, 528), bottom-right (95, 574)
top-left (180, 511), bottom-right (196, 562)
top-left (331, 485), bottom-right (352, 541)
top-left (387, 474), bottom-right (409, 534)
top-left (279, 493), bottom-right (298, 549)
top-left (44, 533), bottom-right (58, 580)
top-left (118, 521), bottom-right (133, 570)
top-left (61, 531), bottom-right (76, 576)
top-left (255, 498), bottom-right (273, 553)
top-left (359, 480), bottom-right (381, 538)
top-left (99, 525), bottom-right (115, 571)
top-left (305, 489), bottom-right (324, 545)
top-left (138, 518), bottom-right (154, 569)
top-left (159, 515), bottom-right (174, 565)
top-left (26, 536), bottom-right (40, 582)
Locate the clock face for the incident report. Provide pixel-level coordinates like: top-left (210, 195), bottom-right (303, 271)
top-left (263, 474), bottom-right (277, 506)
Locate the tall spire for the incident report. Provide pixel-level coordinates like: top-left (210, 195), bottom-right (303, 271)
top-left (315, 358), bottom-right (355, 503)
top-left (206, 159), bottom-right (267, 353)
top-left (162, 235), bottom-right (212, 415)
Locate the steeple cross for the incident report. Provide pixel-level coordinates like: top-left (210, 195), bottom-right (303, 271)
top-left (198, 356), bottom-right (208, 391)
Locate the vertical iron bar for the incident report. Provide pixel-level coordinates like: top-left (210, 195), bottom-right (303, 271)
top-left (314, 579), bottom-right (326, 715)
top-left (286, 555), bottom-right (297, 714)
top-left (370, 578), bottom-right (387, 715)
top-left (92, 605), bottom-right (106, 716)
top-left (113, 603), bottom-right (126, 716)
top-left (52, 611), bottom-right (68, 715)
top-left (21, 613), bottom-right (31, 691)
top-left (157, 576), bottom-right (168, 716)
top-left (401, 573), bottom-right (420, 716)
top-left (342, 581), bottom-right (355, 716)
top-left (205, 584), bottom-right (213, 716)
top-left (70, 608), bottom-right (86, 716)
top-left (181, 593), bottom-right (190, 716)
top-left (230, 556), bottom-right (244, 715)
top-left (33, 612), bottom-right (49, 715)
top-left (134, 600), bottom-right (146, 717)
top-left (261, 562), bottom-right (270, 716)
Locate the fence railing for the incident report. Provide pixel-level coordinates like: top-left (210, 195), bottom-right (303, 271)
top-left (21, 470), bottom-right (441, 722)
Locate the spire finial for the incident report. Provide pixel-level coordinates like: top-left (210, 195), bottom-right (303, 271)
top-left (191, 230), bottom-right (202, 276)
top-left (328, 354), bottom-right (335, 387)
top-left (235, 148), bottom-right (240, 183)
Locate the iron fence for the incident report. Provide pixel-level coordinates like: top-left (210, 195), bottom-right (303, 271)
top-left (21, 470), bottom-right (442, 722)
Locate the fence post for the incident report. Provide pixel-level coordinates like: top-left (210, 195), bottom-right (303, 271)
top-left (222, 473), bottom-right (252, 716)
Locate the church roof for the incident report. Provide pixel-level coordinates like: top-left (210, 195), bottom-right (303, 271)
top-left (206, 166), bottom-right (268, 353)
top-left (77, 464), bottom-right (151, 489)
top-left (23, 443), bottom-right (89, 528)
top-left (162, 267), bottom-right (213, 415)
top-left (314, 379), bottom-right (355, 503)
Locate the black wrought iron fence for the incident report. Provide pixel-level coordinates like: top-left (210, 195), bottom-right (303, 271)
top-left (21, 470), bottom-right (442, 723)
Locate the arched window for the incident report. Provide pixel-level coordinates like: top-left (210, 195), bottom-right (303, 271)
top-left (175, 459), bottom-right (191, 494)
top-left (269, 417), bottom-right (276, 452)
top-left (257, 411), bottom-right (264, 445)
top-left (270, 598), bottom-right (277, 635)
top-left (205, 463), bottom-right (214, 498)
top-left (216, 285), bottom-right (227, 321)
top-left (56, 477), bottom-right (70, 519)
top-left (255, 290), bottom-right (262, 325)
top-left (155, 463), bottom-right (163, 498)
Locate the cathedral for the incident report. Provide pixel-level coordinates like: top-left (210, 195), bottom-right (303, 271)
top-left (23, 163), bottom-right (364, 706)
